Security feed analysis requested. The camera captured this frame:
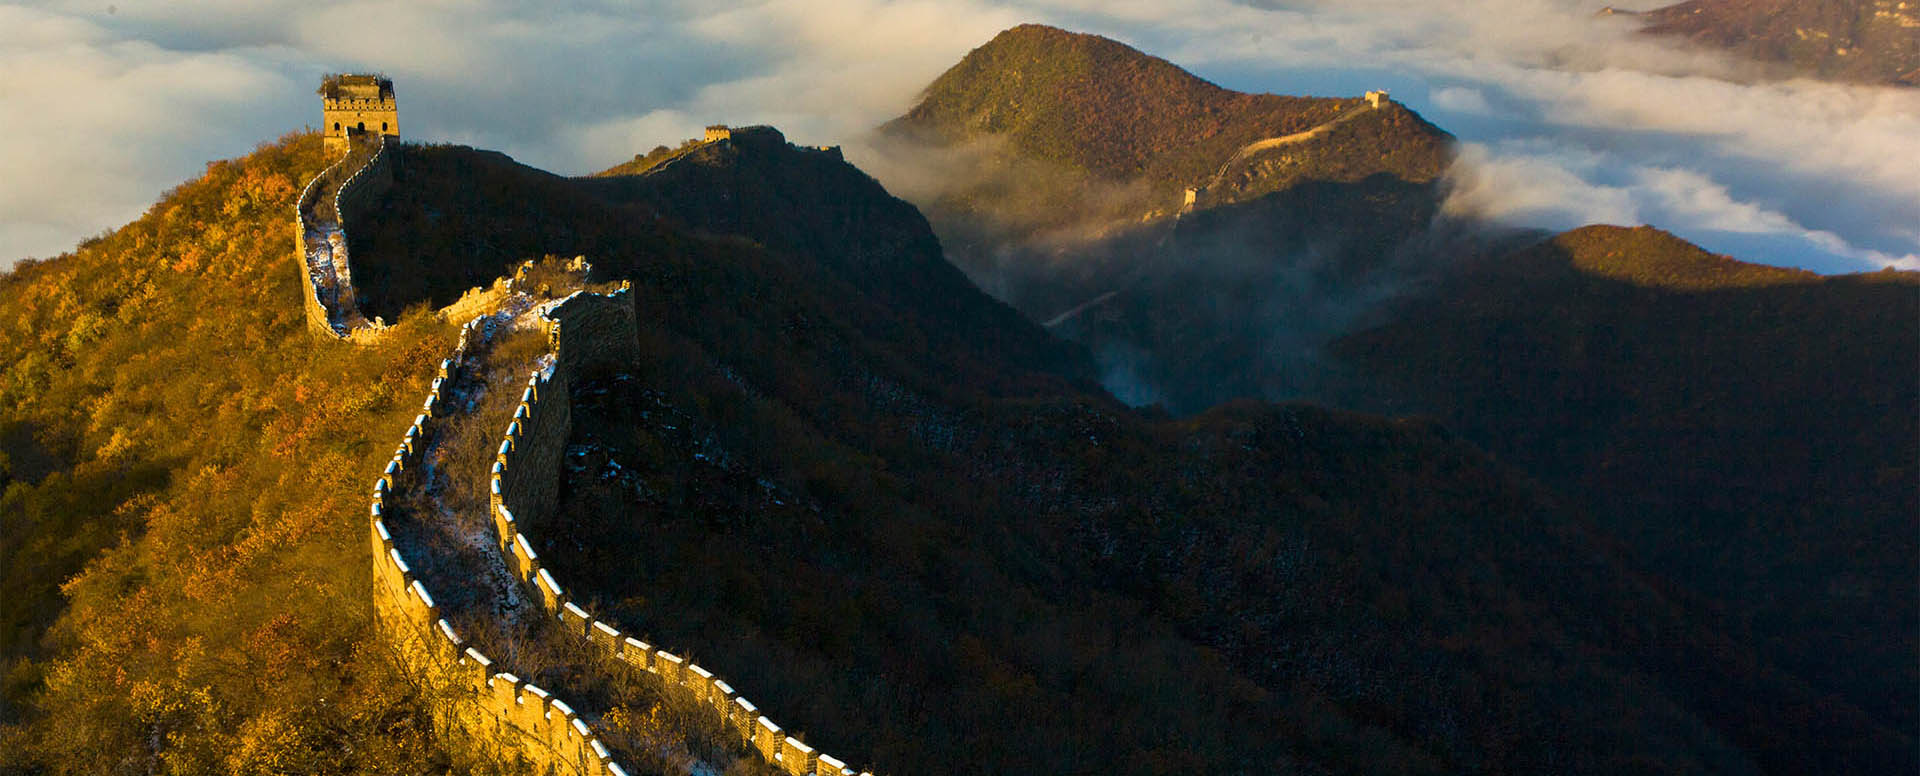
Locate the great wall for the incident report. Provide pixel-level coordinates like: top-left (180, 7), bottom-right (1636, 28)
top-left (298, 77), bottom-right (878, 775)
top-left (1182, 90), bottom-right (1391, 212)
top-left (295, 130), bottom-right (392, 339)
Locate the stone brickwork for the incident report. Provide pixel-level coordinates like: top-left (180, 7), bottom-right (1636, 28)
top-left (485, 285), bottom-right (879, 776)
top-left (368, 316), bottom-right (631, 776)
top-left (335, 135), bottom-right (395, 233)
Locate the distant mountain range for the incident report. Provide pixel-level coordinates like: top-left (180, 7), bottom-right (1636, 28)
top-left (1611, 0), bottom-right (1920, 85)
top-left (876, 23), bottom-right (1919, 774)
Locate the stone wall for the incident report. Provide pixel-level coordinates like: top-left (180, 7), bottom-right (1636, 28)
top-left (367, 316), bottom-right (631, 776)
top-left (329, 133), bottom-right (394, 328)
top-left (292, 157), bottom-right (344, 337)
top-left (295, 133), bottom-right (393, 341)
top-left (438, 278), bottom-right (515, 328)
top-left (335, 133), bottom-right (395, 230)
top-left (487, 287), bottom-right (879, 776)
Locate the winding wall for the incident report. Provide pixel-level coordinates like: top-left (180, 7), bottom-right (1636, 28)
top-left (310, 130), bottom-right (882, 772)
top-left (367, 316), bottom-right (631, 776)
top-left (293, 152), bottom-right (349, 336)
top-left (295, 134), bottom-right (393, 339)
top-left (487, 290), bottom-right (875, 776)
top-left (1191, 94), bottom-right (1388, 207)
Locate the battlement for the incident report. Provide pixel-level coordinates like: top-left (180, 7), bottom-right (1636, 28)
top-left (703, 124), bottom-right (786, 146)
top-left (369, 310), bottom-right (625, 775)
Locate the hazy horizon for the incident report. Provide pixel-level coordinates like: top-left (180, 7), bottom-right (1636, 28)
top-left (3, 0), bottom-right (1916, 273)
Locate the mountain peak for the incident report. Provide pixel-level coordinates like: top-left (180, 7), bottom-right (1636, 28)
top-left (1549, 224), bottom-right (1831, 289)
top-left (884, 24), bottom-right (1451, 226)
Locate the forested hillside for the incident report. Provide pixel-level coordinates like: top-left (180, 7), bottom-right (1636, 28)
top-left (0, 133), bottom-right (461, 770)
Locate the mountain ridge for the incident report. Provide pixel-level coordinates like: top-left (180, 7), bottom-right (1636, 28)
top-left (4, 126), bottom-right (1898, 774)
top-left (871, 24), bottom-right (1918, 774)
top-left (1622, 0), bottom-right (1920, 85)
top-left (1, 24), bottom-right (1915, 772)
top-left (878, 23), bottom-right (1452, 229)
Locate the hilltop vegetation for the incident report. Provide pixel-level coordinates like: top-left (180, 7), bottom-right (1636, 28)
top-left (885, 24), bottom-right (1450, 198)
top-left (874, 24), bottom-right (1451, 247)
top-left (0, 133), bottom-right (464, 771)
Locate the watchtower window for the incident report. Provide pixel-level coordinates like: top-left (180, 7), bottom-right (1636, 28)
top-left (381, 121), bottom-right (388, 132)
top-left (357, 121), bottom-right (365, 131)
top-left (334, 122), bottom-right (341, 132)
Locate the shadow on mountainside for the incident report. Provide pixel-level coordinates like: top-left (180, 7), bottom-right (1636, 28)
top-left (344, 132), bottom-right (1911, 774)
top-left (1332, 226), bottom-right (1920, 742)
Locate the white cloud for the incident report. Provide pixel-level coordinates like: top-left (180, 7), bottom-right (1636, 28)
top-left (1, 0), bottom-right (1915, 274)
top-left (0, 5), bottom-right (306, 262)
top-left (1442, 142), bottom-right (1639, 228)
top-left (1430, 86), bottom-right (1493, 115)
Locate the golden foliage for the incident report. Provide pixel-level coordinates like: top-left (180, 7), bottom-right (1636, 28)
top-left (0, 132), bottom-right (459, 771)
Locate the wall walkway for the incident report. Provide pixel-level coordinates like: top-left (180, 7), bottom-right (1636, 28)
top-left (367, 308), bottom-right (632, 776)
top-left (300, 122), bottom-right (887, 770)
top-left (295, 134), bottom-right (393, 339)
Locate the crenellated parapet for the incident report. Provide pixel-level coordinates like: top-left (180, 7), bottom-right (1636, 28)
top-left (485, 283), bottom-right (880, 776)
top-left (368, 317), bottom-right (630, 776)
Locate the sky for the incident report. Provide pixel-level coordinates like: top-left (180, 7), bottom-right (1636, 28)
top-left (3, 0), bottom-right (1916, 273)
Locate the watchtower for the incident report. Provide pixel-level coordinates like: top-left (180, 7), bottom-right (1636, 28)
top-left (321, 74), bottom-right (398, 156)
top-left (704, 125), bottom-right (732, 143)
top-left (1365, 90), bottom-right (1389, 109)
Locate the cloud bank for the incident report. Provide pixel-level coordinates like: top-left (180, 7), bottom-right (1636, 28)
top-left (3, 0), bottom-right (1915, 273)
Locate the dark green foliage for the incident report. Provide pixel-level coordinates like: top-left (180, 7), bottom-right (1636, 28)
top-left (875, 28), bottom-right (1917, 773)
top-left (433, 136), bottom-right (1906, 773)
